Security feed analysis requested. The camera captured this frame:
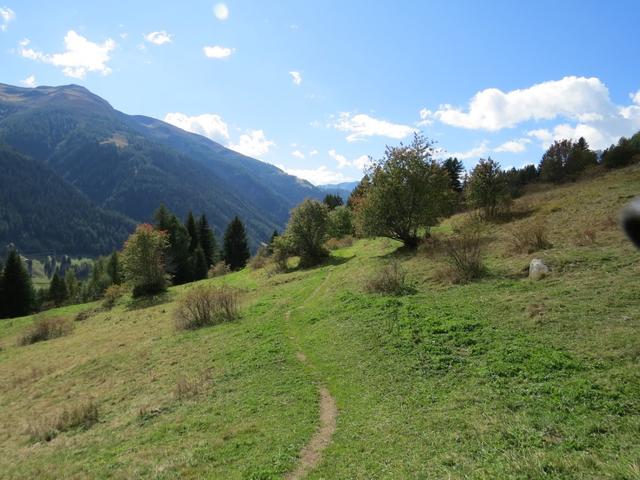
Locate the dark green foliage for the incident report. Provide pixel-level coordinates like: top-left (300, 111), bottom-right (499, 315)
top-left (0, 249), bottom-right (33, 318)
top-left (285, 199), bottom-right (330, 268)
top-left (466, 157), bottom-right (511, 219)
top-left (323, 194), bottom-right (344, 210)
top-left (504, 164), bottom-right (539, 197)
top-left (602, 133), bottom-right (640, 169)
top-left (347, 175), bottom-right (371, 209)
top-left (539, 138), bottom-right (598, 183)
top-left (49, 272), bottom-right (68, 307)
top-left (106, 251), bottom-right (122, 285)
top-left (154, 205), bottom-right (192, 285)
top-left (443, 157), bottom-right (465, 192)
top-left (121, 224), bottom-right (169, 297)
top-left (0, 145), bottom-right (134, 255)
top-left (185, 212), bottom-right (199, 253)
top-left (197, 215), bottom-right (217, 267)
top-left (192, 246), bottom-right (209, 281)
top-left (267, 230), bottom-right (279, 255)
top-left (223, 217), bottom-right (251, 270)
top-left (327, 206), bottom-right (354, 239)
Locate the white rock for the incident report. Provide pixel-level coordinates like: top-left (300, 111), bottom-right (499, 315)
top-left (529, 258), bottom-right (549, 280)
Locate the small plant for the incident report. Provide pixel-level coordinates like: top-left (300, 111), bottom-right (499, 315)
top-left (325, 235), bottom-right (354, 250)
top-left (510, 218), bottom-right (553, 253)
top-left (248, 246), bottom-right (270, 270)
top-left (365, 260), bottom-right (407, 295)
top-left (175, 286), bottom-right (239, 330)
top-left (18, 316), bottom-right (74, 346)
top-left (26, 400), bottom-right (98, 442)
top-left (102, 284), bottom-right (128, 309)
top-left (574, 228), bottom-right (597, 246)
top-left (417, 234), bottom-right (444, 257)
top-left (208, 261), bottom-right (230, 278)
top-left (442, 220), bottom-right (485, 284)
top-left (174, 371), bottom-right (212, 400)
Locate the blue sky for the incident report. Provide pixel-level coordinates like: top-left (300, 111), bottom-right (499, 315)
top-left (2, 0), bottom-right (640, 184)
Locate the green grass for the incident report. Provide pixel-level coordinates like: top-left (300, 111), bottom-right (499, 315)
top-left (1, 165), bottom-right (639, 478)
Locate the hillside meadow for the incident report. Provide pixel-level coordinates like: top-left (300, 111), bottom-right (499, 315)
top-left (0, 165), bottom-right (639, 479)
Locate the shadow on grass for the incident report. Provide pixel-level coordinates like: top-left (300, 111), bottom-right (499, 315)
top-left (126, 292), bottom-right (173, 311)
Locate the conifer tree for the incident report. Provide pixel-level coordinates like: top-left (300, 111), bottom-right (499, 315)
top-left (1, 249), bottom-right (33, 318)
top-left (185, 211), bottom-right (199, 253)
top-left (198, 214), bottom-right (217, 267)
top-left (193, 246), bottom-right (209, 280)
top-left (49, 271), bottom-right (68, 306)
top-left (153, 205), bottom-right (192, 284)
top-left (65, 268), bottom-right (79, 303)
top-left (107, 251), bottom-right (122, 285)
top-left (223, 216), bottom-right (251, 270)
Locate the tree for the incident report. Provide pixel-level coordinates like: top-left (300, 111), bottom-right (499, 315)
top-left (323, 194), bottom-right (343, 210)
top-left (466, 157), bottom-right (510, 219)
top-left (121, 224), bottom-right (169, 297)
top-left (223, 216), bottom-right (250, 270)
top-left (267, 229), bottom-right (279, 255)
top-left (154, 205), bottom-right (192, 284)
top-left (357, 134), bottom-right (452, 247)
top-left (285, 199), bottom-right (330, 267)
top-left (443, 157), bottom-right (465, 192)
top-left (185, 211), bottom-right (199, 253)
top-left (0, 249), bottom-right (33, 318)
top-left (192, 246), bottom-right (209, 280)
top-left (106, 251), bottom-right (122, 285)
top-left (49, 271), bottom-right (68, 306)
top-left (327, 206), bottom-right (354, 239)
top-left (64, 268), bottom-right (80, 303)
top-left (347, 175), bottom-right (370, 209)
top-left (197, 214), bottom-right (217, 267)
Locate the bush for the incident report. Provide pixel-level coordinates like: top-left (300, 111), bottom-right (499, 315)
top-left (365, 260), bottom-right (407, 295)
top-left (102, 284), bottom-right (128, 309)
top-left (18, 316), bottom-right (74, 346)
top-left (26, 400), bottom-right (98, 442)
top-left (327, 206), bottom-right (354, 239)
top-left (510, 219), bottom-right (552, 253)
top-left (325, 235), bottom-right (354, 250)
top-left (443, 221), bottom-right (485, 283)
top-left (286, 199), bottom-right (330, 268)
top-left (248, 246), bottom-right (270, 270)
top-left (208, 261), bottom-right (230, 278)
top-left (175, 286), bottom-right (239, 330)
top-left (121, 224), bottom-right (169, 297)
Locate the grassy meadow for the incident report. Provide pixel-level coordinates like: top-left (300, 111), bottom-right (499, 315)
top-left (1, 165), bottom-right (639, 479)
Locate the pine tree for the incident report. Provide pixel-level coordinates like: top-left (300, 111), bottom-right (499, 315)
top-left (107, 251), bottom-right (122, 285)
top-left (267, 229), bottom-right (279, 254)
top-left (154, 204), bottom-right (192, 284)
top-left (185, 211), bottom-right (199, 253)
top-left (49, 271), bottom-right (68, 307)
top-left (64, 268), bottom-right (79, 303)
top-left (223, 216), bottom-right (251, 270)
top-left (198, 214), bottom-right (217, 267)
top-left (1, 249), bottom-right (33, 318)
top-left (193, 246), bottom-right (209, 280)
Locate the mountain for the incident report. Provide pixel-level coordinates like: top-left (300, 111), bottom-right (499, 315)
top-left (318, 181), bottom-right (360, 202)
top-left (0, 83), bottom-right (322, 254)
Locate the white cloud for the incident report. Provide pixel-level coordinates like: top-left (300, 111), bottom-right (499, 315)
top-left (20, 74), bottom-right (36, 87)
top-left (332, 112), bottom-right (416, 142)
top-left (18, 31), bottom-right (115, 79)
top-left (0, 6), bottom-right (15, 31)
top-left (279, 165), bottom-right (354, 185)
top-left (429, 76), bottom-right (614, 131)
top-left (309, 149), bottom-right (319, 156)
top-left (144, 31), bottom-right (172, 45)
top-left (164, 112), bottom-right (229, 141)
top-left (631, 90), bottom-right (640, 105)
top-left (213, 3), bottom-right (229, 20)
top-left (289, 71), bottom-right (302, 86)
top-left (494, 138), bottom-right (531, 153)
top-left (418, 108), bottom-right (433, 126)
top-left (527, 124), bottom-right (611, 150)
top-left (203, 45), bottom-right (233, 58)
top-left (328, 149), bottom-right (371, 170)
top-left (291, 150), bottom-right (305, 159)
top-left (229, 130), bottom-right (275, 158)
top-left (449, 141), bottom-right (490, 160)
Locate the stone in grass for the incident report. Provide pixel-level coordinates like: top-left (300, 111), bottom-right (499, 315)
top-left (529, 258), bottom-right (549, 280)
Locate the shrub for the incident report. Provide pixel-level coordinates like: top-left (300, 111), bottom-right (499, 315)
top-left (26, 400), bottom-right (98, 442)
top-left (18, 316), bottom-right (74, 346)
top-left (443, 221), bottom-right (485, 283)
top-left (175, 286), bottom-right (239, 330)
top-left (208, 261), bottom-right (230, 278)
top-left (102, 284), bottom-right (128, 309)
top-left (325, 235), bottom-right (354, 250)
top-left (121, 224), bottom-right (169, 297)
top-left (365, 260), bottom-right (407, 295)
top-left (286, 199), bottom-right (330, 268)
top-left (174, 371), bottom-right (212, 400)
top-left (327, 206), bottom-right (354, 238)
top-left (248, 246), bottom-right (270, 270)
top-left (417, 234), bottom-right (444, 257)
top-left (510, 219), bottom-right (552, 253)
top-left (574, 228), bottom-right (597, 246)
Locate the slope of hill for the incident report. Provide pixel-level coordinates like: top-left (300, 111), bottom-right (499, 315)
top-left (0, 83), bottom-right (322, 252)
top-left (0, 145), bottom-right (134, 255)
top-left (317, 181), bottom-right (360, 201)
top-left (0, 166), bottom-right (639, 478)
